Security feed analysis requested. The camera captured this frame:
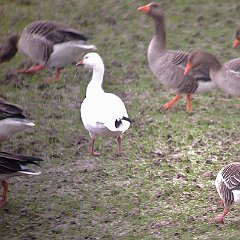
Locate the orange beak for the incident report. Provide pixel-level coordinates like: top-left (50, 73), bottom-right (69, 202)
top-left (184, 63), bottom-right (192, 76)
top-left (76, 60), bottom-right (84, 66)
top-left (233, 38), bottom-right (240, 48)
top-left (137, 3), bottom-right (151, 13)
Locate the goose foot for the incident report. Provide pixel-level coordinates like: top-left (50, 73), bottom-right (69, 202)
top-left (17, 65), bottom-right (45, 74)
top-left (186, 94), bottom-right (192, 112)
top-left (163, 95), bottom-right (181, 110)
top-left (44, 68), bottom-right (62, 83)
top-left (214, 214), bottom-right (225, 224)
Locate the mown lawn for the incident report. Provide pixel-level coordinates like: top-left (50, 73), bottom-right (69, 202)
top-left (0, 0), bottom-right (240, 239)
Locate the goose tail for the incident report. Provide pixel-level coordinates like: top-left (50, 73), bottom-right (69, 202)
top-left (0, 34), bottom-right (20, 64)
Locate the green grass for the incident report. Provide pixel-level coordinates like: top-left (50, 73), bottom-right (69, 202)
top-left (0, 0), bottom-right (240, 239)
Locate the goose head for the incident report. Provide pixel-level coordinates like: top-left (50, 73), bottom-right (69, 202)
top-left (137, 2), bottom-right (164, 19)
top-left (76, 52), bottom-right (104, 70)
top-left (233, 27), bottom-right (240, 48)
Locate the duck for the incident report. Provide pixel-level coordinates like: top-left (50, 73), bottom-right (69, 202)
top-left (76, 52), bottom-right (131, 156)
top-left (0, 97), bottom-right (35, 142)
top-left (233, 26), bottom-right (240, 48)
top-left (184, 50), bottom-right (240, 97)
top-left (0, 151), bottom-right (42, 208)
top-left (214, 162), bottom-right (240, 223)
top-left (137, 2), bottom-right (215, 112)
top-left (0, 20), bottom-right (96, 82)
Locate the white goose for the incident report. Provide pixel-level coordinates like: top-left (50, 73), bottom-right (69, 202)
top-left (0, 98), bottom-right (35, 142)
top-left (76, 52), bottom-right (131, 156)
top-left (215, 162), bottom-right (240, 223)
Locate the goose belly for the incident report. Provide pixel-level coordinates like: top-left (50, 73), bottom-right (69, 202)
top-left (232, 190), bottom-right (240, 204)
top-left (0, 118), bottom-right (34, 142)
top-left (83, 122), bottom-right (121, 138)
top-left (47, 42), bottom-right (88, 69)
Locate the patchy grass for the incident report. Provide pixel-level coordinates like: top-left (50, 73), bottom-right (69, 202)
top-left (0, 0), bottom-right (240, 239)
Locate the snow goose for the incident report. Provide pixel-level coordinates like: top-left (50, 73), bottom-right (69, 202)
top-left (137, 2), bottom-right (215, 112)
top-left (214, 162), bottom-right (240, 223)
top-left (0, 98), bottom-right (35, 142)
top-left (184, 50), bottom-right (240, 97)
top-left (0, 20), bottom-right (96, 82)
top-left (233, 26), bottom-right (240, 48)
top-left (76, 52), bottom-right (131, 156)
top-left (0, 151), bottom-right (42, 208)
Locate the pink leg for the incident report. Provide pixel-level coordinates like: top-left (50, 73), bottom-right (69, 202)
top-left (215, 207), bottom-right (229, 224)
top-left (17, 65), bottom-right (45, 74)
top-left (89, 139), bottom-right (101, 156)
top-left (163, 95), bottom-right (181, 110)
top-left (117, 136), bottom-right (122, 156)
top-left (0, 180), bottom-right (8, 208)
top-left (186, 94), bottom-right (192, 112)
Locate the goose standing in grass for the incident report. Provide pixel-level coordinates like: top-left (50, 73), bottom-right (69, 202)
top-left (0, 98), bottom-right (35, 142)
top-left (137, 2), bottom-right (215, 112)
top-left (76, 53), bottom-right (131, 156)
top-left (214, 162), bottom-right (240, 223)
top-left (184, 50), bottom-right (240, 97)
top-left (0, 20), bottom-right (96, 82)
top-left (0, 151), bottom-right (42, 208)
top-left (233, 26), bottom-right (240, 48)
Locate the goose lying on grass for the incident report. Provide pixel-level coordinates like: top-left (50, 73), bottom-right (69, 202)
top-left (76, 52), bottom-right (131, 156)
top-left (0, 20), bottom-right (96, 82)
top-left (0, 151), bottom-right (42, 208)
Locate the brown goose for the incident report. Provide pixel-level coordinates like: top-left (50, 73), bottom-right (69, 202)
top-left (184, 50), bottom-right (240, 97)
top-left (215, 162), bottom-right (240, 223)
top-left (233, 26), bottom-right (240, 48)
top-left (137, 2), bottom-right (215, 112)
top-left (0, 98), bottom-right (35, 142)
top-left (0, 151), bottom-right (42, 208)
top-left (0, 20), bottom-right (96, 82)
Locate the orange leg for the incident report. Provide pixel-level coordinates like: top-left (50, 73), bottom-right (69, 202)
top-left (89, 139), bottom-right (101, 156)
top-left (17, 65), bottom-right (45, 74)
top-left (0, 180), bottom-right (8, 208)
top-left (215, 207), bottom-right (229, 224)
top-left (186, 94), bottom-right (192, 112)
top-left (163, 95), bottom-right (181, 110)
top-left (117, 136), bottom-right (122, 156)
top-left (45, 68), bottom-right (62, 83)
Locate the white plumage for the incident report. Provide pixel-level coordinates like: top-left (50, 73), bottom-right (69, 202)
top-left (76, 52), bottom-right (131, 156)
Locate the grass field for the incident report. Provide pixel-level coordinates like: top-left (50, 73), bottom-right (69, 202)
top-left (0, 0), bottom-right (240, 239)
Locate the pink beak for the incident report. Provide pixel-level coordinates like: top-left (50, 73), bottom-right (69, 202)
top-left (76, 60), bottom-right (84, 66)
top-left (184, 63), bottom-right (192, 76)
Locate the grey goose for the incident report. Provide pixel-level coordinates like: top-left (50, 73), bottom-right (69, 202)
top-left (0, 20), bottom-right (96, 82)
top-left (0, 151), bottom-right (42, 208)
top-left (137, 2), bottom-right (215, 112)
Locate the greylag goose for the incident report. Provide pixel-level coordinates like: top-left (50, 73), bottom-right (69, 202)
top-left (76, 52), bottom-right (131, 156)
top-left (0, 98), bottom-right (35, 142)
top-left (137, 2), bottom-right (215, 112)
top-left (214, 162), bottom-right (240, 223)
top-left (233, 27), bottom-right (240, 48)
top-left (0, 151), bottom-right (42, 208)
top-left (184, 50), bottom-right (240, 97)
top-left (0, 20), bottom-right (96, 82)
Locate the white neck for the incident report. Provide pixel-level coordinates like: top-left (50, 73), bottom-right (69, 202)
top-left (86, 63), bottom-right (105, 98)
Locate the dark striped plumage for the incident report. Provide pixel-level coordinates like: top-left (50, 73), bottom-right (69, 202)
top-left (0, 151), bottom-right (42, 176)
top-left (0, 151), bottom-right (42, 208)
top-left (215, 162), bottom-right (240, 223)
top-left (0, 97), bottom-right (26, 120)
